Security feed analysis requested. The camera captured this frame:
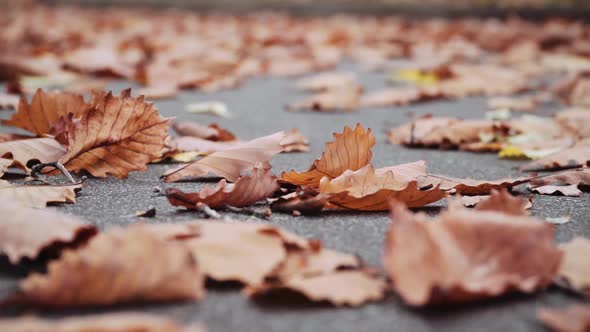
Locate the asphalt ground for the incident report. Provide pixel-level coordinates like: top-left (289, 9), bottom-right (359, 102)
top-left (0, 63), bottom-right (588, 332)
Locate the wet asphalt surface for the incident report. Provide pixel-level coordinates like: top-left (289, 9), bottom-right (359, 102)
top-left (0, 63), bottom-right (588, 331)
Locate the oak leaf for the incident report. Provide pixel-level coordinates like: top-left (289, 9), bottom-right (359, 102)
top-left (166, 162), bottom-right (279, 209)
top-left (59, 89), bottom-right (170, 178)
top-left (163, 131), bottom-right (287, 182)
top-left (2, 89), bottom-right (89, 136)
top-left (384, 200), bottom-right (562, 306)
top-left (0, 199), bottom-right (96, 264)
top-left (7, 225), bottom-right (204, 308)
top-left (0, 313), bottom-right (204, 332)
top-left (555, 237), bottom-right (590, 297)
top-left (281, 124), bottom-right (375, 187)
top-left (0, 181), bottom-right (82, 208)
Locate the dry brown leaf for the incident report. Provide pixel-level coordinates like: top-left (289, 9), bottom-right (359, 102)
top-left (7, 224), bottom-right (204, 308)
top-left (460, 195), bottom-right (490, 207)
top-left (59, 89), bottom-right (170, 178)
top-left (531, 184), bottom-right (582, 197)
top-left (271, 246), bottom-right (360, 280)
top-left (384, 201), bottom-right (561, 306)
top-left (487, 96), bottom-right (537, 112)
top-left (166, 162), bottom-right (279, 209)
top-left (538, 305), bottom-right (590, 332)
top-left (0, 313), bottom-right (204, 332)
top-left (287, 85), bottom-right (362, 112)
top-left (295, 72), bottom-right (357, 92)
top-left (319, 164), bottom-right (445, 210)
top-left (569, 78), bottom-right (590, 108)
top-left (360, 86), bottom-right (444, 108)
top-left (521, 138), bottom-right (590, 171)
top-left (0, 199), bottom-right (96, 264)
top-left (63, 45), bottom-right (134, 78)
top-left (417, 174), bottom-right (531, 195)
top-left (163, 131), bottom-right (286, 182)
top-left (530, 168), bottom-right (590, 188)
top-left (280, 128), bottom-right (310, 153)
top-left (245, 269), bottom-right (386, 307)
top-left (554, 109), bottom-right (590, 140)
top-left (0, 93), bottom-right (19, 110)
top-left (270, 189), bottom-right (330, 215)
top-left (472, 189), bottom-right (531, 215)
top-left (0, 181), bottom-right (82, 208)
top-left (2, 89), bottom-right (89, 136)
top-left (556, 237), bottom-right (590, 297)
top-left (281, 124), bottom-right (375, 187)
top-left (0, 133), bottom-right (31, 143)
top-left (0, 137), bottom-right (66, 171)
top-left (137, 84), bottom-right (179, 100)
top-left (172, 121), bottom-right (236, 142)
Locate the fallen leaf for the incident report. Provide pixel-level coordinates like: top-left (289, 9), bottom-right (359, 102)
top-left (280, 128), bottom-right (310, 153)
top-left (554, 108), bottom-right (590, 140)
top-left (460, 195), bottom-right (490, 207)
top-left (0, 313), bottom-right (204, 332)
top-left (569, 78), bottom-right (590, 108)
top-left (319, 164), bottom-right (445, 210)
top-left (0, 199), bottom-right (96, 264)
top-left (359, 86), bottom-right (444, 108)
top-left (384, 200), bottom-right (561, 306)
top-left (487, 96), bottom-right (537, 112)
top-left (270, 189), bottom-right (330, 215)
top-left (172, 121), bottom-right (236, 142)
top-left (0, 181), bottom-right (82, 208)
top-left (471, 189), bottom-right (531, 215)
top-left (7, 224), bottom-right (204, 308)
top-left (2, 89), bottom-right (89, 136)
top-left (0, 158), bottom-right (11, 176)
top-left (245, 269), bottom-right (386, 307)
top-left (417, 175), bottom-right (531, 195)
top-left (530, 168), bottom-right (590, 187)
top-left (556, 237), bottom-right (590, 297)
top-left (137, 85), bottom-right (179, 100)
top-left (531, 184), bottom-right (582, 197)
top-left (59, 89), bottom-right (170, 178)
top-left (287, 84), bottom-right (362, 112)
top-left (163, 131), bottom-right (286, 182)
top-left (166, 162), bottom-right (279, 209)
top-left (282, 124), bottom-right (374, 187)
top-left (521, 138), bottom-right (590, 171)
top-left (0, 137), bottom-right (66, 171)
top-left (186, 101), bottom-right (232, 118)
top-left (295, 72), bottom-right (357, 92)
top-left (538, 305), bottom-right (590, 332)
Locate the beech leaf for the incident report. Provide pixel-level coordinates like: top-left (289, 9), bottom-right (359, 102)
top-left (6, 224), bottom-right (204, 308)
top-left (0, 199), bottom-right (96, 264)
top-left (282, 124), bottom-right (375, 187)
top-left (59, 89), bottom-right (170, 178)
top-left (384, 199), bottom-right (561, 306)
top-left (166, 162), bottom-right (279, 209)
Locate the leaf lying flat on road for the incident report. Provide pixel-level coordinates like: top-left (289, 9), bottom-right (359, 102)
top-left (59, 89), bottom-right (170, 178)
top-left (531, 184), bottom-right (582, 197)
top-left (282, 124), bottom-right (375, 187)
top-left (0, 313), bottom-right (204, 332)
top-left (166, 162), bottom-right (279, 209)
top-left (287, 84), bottom-right (362, 112)
top-left (0, 199), bottom-right (96, 264)
top-left (556, 237), bottom-right (590, 298)
top-left (7, 224), bottom-right (204, 308)
top-left (538, 305), bottom-right (590, 332)
top-left (521, 138), bottom-right (590, 171)
top-left (0, 181), bottom-right (82, 208)
top-left (246, 270), bottom-right (387, 307)
top-left (384, 199), bottom-right (561, 306)
top-left (163, 131), bottom-right (286, 182)
top-left (319, 164), bottom-right (445, 211)
top-left (471, 189), bottom-right (531, 215)
top-left (530, 168), bottom-right (590, 187)
top-left (417, 174), bottom-right (531, 195)
top-left (0, 137), bottom-right (66, 171)
top-left (2, 89), bottom-right (89, 136)
top-left (172, 121), bottom-right (236, 142)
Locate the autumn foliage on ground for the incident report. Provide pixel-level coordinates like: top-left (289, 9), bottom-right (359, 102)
top-left (0, 4), bottom-right (590, 331)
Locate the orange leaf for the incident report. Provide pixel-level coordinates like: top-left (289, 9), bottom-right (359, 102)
top-left (59, 89), bottom-right (170, 178)
top-left (281, 124), bottom-right (375, 187)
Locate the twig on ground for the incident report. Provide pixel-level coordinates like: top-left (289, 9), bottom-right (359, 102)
top-left (197, 202), bottom-right (222, 219)
top-left (30, 161), bottom-right (77, 184)
top-left (224, 205), bottom-right (272, 219)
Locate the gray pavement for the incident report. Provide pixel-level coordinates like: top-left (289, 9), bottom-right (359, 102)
top-left (0, 63), bottom-right (588, 332)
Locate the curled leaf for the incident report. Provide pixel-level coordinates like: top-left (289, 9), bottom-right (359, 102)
top-left (59, 89), bottom-right (170, 178)
top-left (7, 225), bottom-right (204, 308)
top-left (0, 199), bottom-right (96, 264)
top-left (166, 162), bottom-right (279, 209)
top-left (384, 200), bottom-right (561, 306)
top-left (163, 131), bottom-right (286, 182)
top-left (282, 124), bottom-right (374, 187)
